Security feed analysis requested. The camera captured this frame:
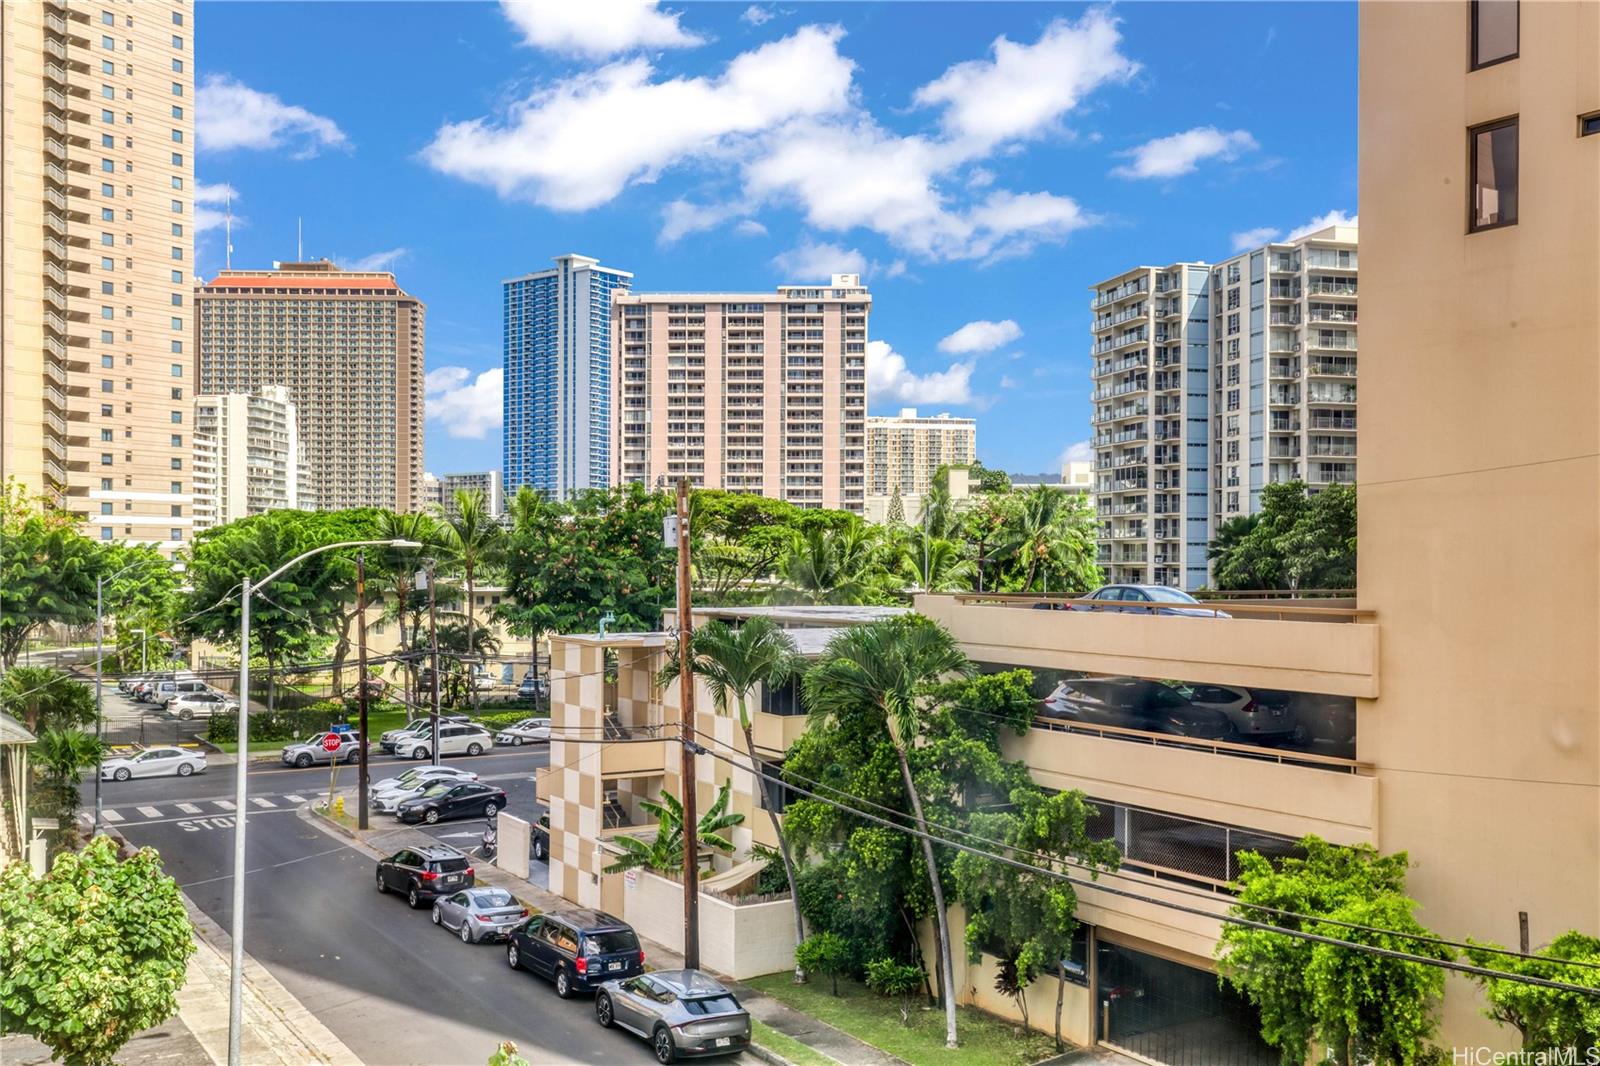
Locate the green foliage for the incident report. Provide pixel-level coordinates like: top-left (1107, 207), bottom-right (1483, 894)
top-left (885, 488), bottom-right (906, 525)
top-left (1463, 931), bottom-right (1600, 1051)
top-left (1216, 837), bottom-right (1448, 1065)
top-left (772, 521), bottom-right (900, 606)
top-left (31, 729), bottom-right (105, 837)
top-left (796, 932), bottom-right (852, 996)
top-left (0, 836), bottom-right (195, 1065)
top-left (0, 481), bottom-right (107, 669)
top-left (486, 1042), bottom-right (532, 1066)
top-left (470, 710), bottom-right (541, 731)
top-left (205, 702), bottom-right (364, 743)
top-left (603, 781), bottom-right (744, 875)
top-left (1211, 481), bottom-right (1357, 591)
top-left (689, 490), bottom-right (855, 601)
top-left (865, 957), bottom-right (925, 1024)
top-left (0, 666), bottom-right (94, 735)
top-left (995, 486), bottom-right (1099, 595)
top-left (897, 533), bottom-right (976, 593)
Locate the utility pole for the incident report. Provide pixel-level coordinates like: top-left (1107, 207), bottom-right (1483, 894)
top-left (92, 576), bottom-right (105, 834)
top-left (674, 478), bottom-right (701, 970)
top-left (355, 552), bottom-right (371, 830)
top-left (426, 561), bottom-right (441, 768)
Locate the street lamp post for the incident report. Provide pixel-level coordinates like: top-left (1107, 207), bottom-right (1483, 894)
top-left (130, 628), bottom-right (148, 674)
top-left (227, 538), bottom-right (418, 1066)
top-left (93, 560), bottom-right (144, 835)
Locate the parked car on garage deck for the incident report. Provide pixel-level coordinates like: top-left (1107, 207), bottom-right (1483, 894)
top-left (1070, 585), bottom-right (1231, 618)
top-left (506, 909), bottom-right (644, 998)
top-left (1040, 677), bottom-right (1234, 740)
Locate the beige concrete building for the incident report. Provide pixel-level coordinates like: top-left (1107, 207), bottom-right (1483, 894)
top-left (191, 385), bottom-right (302, 531)
top-left (1061, 459), bottom-right (1093, 492)
top-left (613, 275), bottom-right (869, 512)
top-left (421, 470), bottom-right (503, 518)
top-left (194, 261), bottom-right (424, 513)
top-left (2, 0), bottom-right (196, 552)
top-left (866, 407), bottom-right (976, 499)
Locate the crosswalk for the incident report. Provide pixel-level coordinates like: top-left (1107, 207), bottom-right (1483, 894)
top-left (101, 792), bottom-right (310, 826)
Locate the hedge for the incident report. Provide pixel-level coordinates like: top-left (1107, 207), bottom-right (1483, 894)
top-left (205, 699), bottom-right (405, 744)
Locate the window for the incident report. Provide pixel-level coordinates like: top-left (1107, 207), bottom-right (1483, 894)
top-left (1470, 117), bottom-right (1518, 231)
top-left (170, 270), bottom-right (183, 283)
top-left (100, 406), bottom-right (113, 418)
top-left (171, 152), bottom-right (183, 166)
top-left (171, 317), bottom-right (183, 329)
top-left (171, 505), bottom-right (183, 517)
top-left (100, 429), bottom-right (114, 442)
top-left (101, 158), bottom-right (115, 173)
top-left (100, 305), bottom-right (115, 320)
top-left (172, 105), bottom-right (183, 120)
top-left (101, 231), bottom-right (115, 246)
top-left (101, 182), bottom-right (115, 197)
top-left (170, 458), bottom-right (182, 470)
top-left (1582, 112), bottom-right (1600, 137)
top-left (171, 364), bottom-right (184, 377)
top-left (102, 528), bottom-right (115, 542)
top-left (171, 340), bottom-right (183, 353)
top-left (172, 82), bottom-right (183, 96)
top-left (101, 453), bottom-right (114, 466)
top-left (102, 35), bottom-right (115, 50)
top-left (101, 84), bottom-right (115, 99)
top-left (101, 134), bottom-right (115, 149)
top-left (172, 58), bottom-right (184, 73)
top-left (171, 387), bottom-right (183, 400)
top-left (101, 502), bottom-right (113, 515)
top-left (170, 529), bottom-right (182, 542)
top-left (102, 59), bottom-right (115, 74)
top-left (170, 481), bottom-right (183, 494)
top-left (173, 11), bottom-right (183, 25)
top-left (101, 109), bottom-right (114, 124)
top-left (101, 207), bottom-right (115, 222)
top-left (101, 355), bottom-right (114, 368)
top-left (171, 246), bottom-right (183, 260)
top-left (171, 411), bottom-right (182, 423)
top-left (1471, 1), bottom-right (1518, 69)
top-left (171, 293), bottom-right (183, 306)
top-left (171, 129), bottom-right (183, 143)
top-left (170, 434), bottom-right (182, 448)
top-left (171, 199), bottom-right (183, 213)
top-left (171, 223), bottom-right (183, 237)
top-left (100, 281), bottom-right (114, 295)
top-left (101, 257), bottom-right (115, 271)
top-left (172, 35), bottom-right (183, 49)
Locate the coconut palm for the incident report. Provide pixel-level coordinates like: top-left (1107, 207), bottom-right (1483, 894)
top-left (775, 522), bottom-right (889, 605)
top-left (32, 728), bottom-right (104, 828)
top-left (438, 488), bottom-right (506, 710)
top-left (899, 533), bottom-right (976, 593)
top-left (802, 617), bottom-right (975, 1049)
top-left (371, 509), bottom-right (443, 709)
top-left (603, 780), bottom-right (744, 875)
top-left (658, 617), bottom-right (808, 978)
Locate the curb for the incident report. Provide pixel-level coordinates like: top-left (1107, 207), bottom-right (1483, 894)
top-left (747, 1043), bottom-right (800, 1066)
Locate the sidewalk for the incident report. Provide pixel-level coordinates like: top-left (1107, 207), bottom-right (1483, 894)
top-left (304, 797), bottom-right (904, 1066)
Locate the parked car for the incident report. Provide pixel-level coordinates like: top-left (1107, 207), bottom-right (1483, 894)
top-left (596, 970), bottom-right (752, 1063)
top-left (505, 909), bottom-right (644, 998)
top-left (1071, 585), bottom-right (1230, 619)
top-left (1172, 683), bottom-right (1299, 739)
top-left (380, 715), bottom-right (471, 752)
top-left (375, 845), bottom-right (474, 908)
top-left (280, 730), bottom-right (365, 768)
top-left (374, 770), bottom-right (483, 814)
top-left (166, 690), bottom-right (238, 720)
top-left (358, 676), bottom-right (389, 698)
top-left (393, 723), bottom-right (493, 761)
top-left (532, 813), bottom-right (550, 862)
top-left (370, 765), bottom-right (479, 799)
top-left (396, 781), bottom-right (507, 825)
top-left (100, 746), bottom-right (207, 781)
top-left (136, 674), bottom-right (200, 702)
top-left (430, 887), bottom-right (529, 944)
top-left (517, 675), bottom-right (549, 701)
top-left (1040, 678), bottom-right (1234, 740)
top-left (150, 678), bottom-right (211, 707)
top-left (472, 672), bottom-right (499, 692)
top-left (119, 671), bottom-right (171, 694)
top-left (494, 717), bottom-right (551, 746)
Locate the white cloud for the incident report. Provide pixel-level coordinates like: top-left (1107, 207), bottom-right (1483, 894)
top-left (938, 319), bottom-right (1022, 354)
top-left (425, 367), bottom-right (503, 440)
top-left (966, 167), bottom-right (995, 189)
top-left (772, 239), bottom-right (867, 279)
top-left (1286, 209), bottom-right (1357, 241)
top-left (733, 219), bottom-right (768, 237)
top-left (998, 375), bottom-right (1017, 389)
top-left (421, 26), bottom-right (853, 212)
top-left (867, 339), bottom-right (973, 406)
top-left (741, 5), bottom-right (774, 26)
top-left (499, 0), bottom-right (704, 58)
top-left (336, 248), bottom-right (409, 272)
top-left (1111, 126), bottom-right (1257, 180)
top-left (196, 76), bottom-right (347, 157)
top-left (1230, 226), bottom-right (1280, 252)
top-left (659, 200), bottom-right (744, 244)
top-left (913, 10), bottom-right (1138, 151)
top-left (1058, 440), bottom-right (1093, 464)
top-left (193, 183), bottom-right (239, 235)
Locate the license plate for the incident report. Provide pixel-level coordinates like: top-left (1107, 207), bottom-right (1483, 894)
top-left (715, 1038), bottom-right (731, 1047)
top-left (445, 875), bottom-right (460, 884)
top-left (607, 961), bottom-right (623, 971)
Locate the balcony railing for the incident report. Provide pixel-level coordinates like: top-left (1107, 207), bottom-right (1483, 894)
top-left (1091, 277), bottom-right (1149, 309)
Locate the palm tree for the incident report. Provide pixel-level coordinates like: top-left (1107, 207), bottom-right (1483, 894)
top-left (438, 489), bottom-right (506, 711)
top-left (0, 666), bottom-right (93, 734)
top-left (658, 618), bottom-right (808, 979)
top-left (33, 728), bottom-right (104, 828)
top-left (603, 780), bottom-right (744, 874)
top-left (802, 617), bottom-right (975, 1049)
top-left (1000, 485), bottom-right (1069, 593)
top-left (776, 523), bottom-right (887, 605)
top-left (899, 533), bottom-right (976, 593)
top-left (371, 510), bottom-right (442, 710)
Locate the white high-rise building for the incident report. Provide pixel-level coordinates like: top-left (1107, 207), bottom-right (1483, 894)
top-left (192, 386), bottom-right (301, 530)
top-left (866, 408), bottom-right (977, 499)
top-left (422, 470), bottom-right (503, 517)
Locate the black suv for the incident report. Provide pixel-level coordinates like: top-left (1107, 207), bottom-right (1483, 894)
top-left (375, 845), bottom-right (474, 909)
top-left (506, 909), bottom-right (644, 998)
top-left (532, 813), bottom-right (550, 862)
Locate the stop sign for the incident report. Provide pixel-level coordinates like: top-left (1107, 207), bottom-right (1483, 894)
top-left (321, 733), bottom-right (343, 753)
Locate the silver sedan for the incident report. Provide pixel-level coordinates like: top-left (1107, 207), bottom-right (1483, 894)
top-left (430, 887), bottom-right (528, 944)
top-left (595, 969), bottom-right (751, 1062)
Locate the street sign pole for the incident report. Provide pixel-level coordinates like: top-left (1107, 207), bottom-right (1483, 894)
top-left (323, 731), bottom-right (342, 812)
top-left (674, 478), bottom-right (701, 971)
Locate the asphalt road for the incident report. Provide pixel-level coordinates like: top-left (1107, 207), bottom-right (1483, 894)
top-left (86, 744), bottom-right (734, 1066)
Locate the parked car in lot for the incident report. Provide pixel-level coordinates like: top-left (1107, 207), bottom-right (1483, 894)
top-left (517, 674), bottom-right (549, 701)
top-left (393, 723), bottom-right (492, 761)
top-left (494, 717), bottom-right (551, 746)
top-left (119, 671), bottom-right (171, 695)
top-left (166, 690), bottom-right (238, 720)
top-left (375, 770), bottom-right (484, 814)
top-left (532, 813), bottom-right (550, 862)
top-left (150, 678), bottom-right (212, 707)
top-left (100, 746), bottom-right (207, 781)
top-left (1172, 683), bottom-right (1299, 739)
top-left (396, 781), bottom-right (507, 825)
top-left (506, 909), bottom-right (644, 999)
top-left (1040, 677), bottom-right (1234, 740)
top-left (431, 887), bottom-right (529, 944)
top-left (596, 970), bottom-right (751, 1063)
top-left (380, 716), bottom-right (471, 752)
top-left (370, 765), bottom-right (478, 800)
top-left (375, 845), bottom-right (474, 908)
top-left (472, 672), bottom-right (499, 692)
top-left (1070, 585), bottom-right (1230, 619)
top-left (281, 730), bottom-right (364, 768)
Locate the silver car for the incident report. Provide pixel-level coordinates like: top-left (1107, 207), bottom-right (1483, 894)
top-left (595, 969), bottom-right (751, 1063)
top-left (430, 887), bottom-right (528, 943)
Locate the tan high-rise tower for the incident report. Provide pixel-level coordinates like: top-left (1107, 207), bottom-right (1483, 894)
top-left (194, 261), bottom-right (425, 513)
top-left (2, 0), bottom-right (196, 551)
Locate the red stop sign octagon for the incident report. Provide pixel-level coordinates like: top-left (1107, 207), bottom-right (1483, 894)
top-left (321, 733), bottom-right (343, 753)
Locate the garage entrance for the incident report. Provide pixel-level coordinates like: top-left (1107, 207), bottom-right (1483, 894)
top-left (1095, 940), bottom-right (1277, 1066)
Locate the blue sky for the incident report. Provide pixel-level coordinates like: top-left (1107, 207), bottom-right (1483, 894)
top-left (194, 1), bottom-right (1357, 478)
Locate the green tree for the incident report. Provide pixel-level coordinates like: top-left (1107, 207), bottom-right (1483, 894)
top-left (0, 836), bottom-right (195, 1066)
top-left (774, 522), bottom-right (894, 605)
top-left (603, 780), bottom-right (744, 875)
top-left (959, 492), bottom-right (1018, 593)
top-left (1463, 931), bottom-right (1600, 1051)
top-left (899, 533), bottom-right (976, 593)
top-left (0, 666), bottom-right (94, 735)
top-left (865, 957), bottom-right (926, 1023)
top-left (795, 932), bottom-right (852, 997)
top-left (997, 486), bottom-right (1099, 594)
top-left (438, 488), bottom-right (506, 711)
top-left (0, 481), bottom-right (106, 669)
top-left (31, 729), bottom-right (105, 836)
top-left (803, 616), bottom-right (974, 1049)
top-left (885, 488), bottom-right (906, 525)
top-left (658, 618), bottom-right (808, 978)
top-left (1211, 482), bottom-right (1357, 592)
top-left (1217, 837), bottom-right (1449, 1065)
top-left (367, 509), bottom-right (445, 708)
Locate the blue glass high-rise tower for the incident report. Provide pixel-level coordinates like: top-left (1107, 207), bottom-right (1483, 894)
top-left (502, 255), bottom-right (632, 500)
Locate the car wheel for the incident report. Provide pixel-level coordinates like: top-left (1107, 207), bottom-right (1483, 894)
top-left (459, 922), bottom-right (472, 944)
top-left (1290, 722), bottom-right (1310, 744)
top-left (423, 808), bottom-right (440, 824)
top-left (484, 802), bottom-right (498, 819)
top-left (376, 870), bottom-right (388, 893)
top-left (555, 967), bottom-right (573, 999)
top-left (466, 743), bottom-right (483, 756)
top-left (177, 762), bottom-right (194, 777)
top-left (411, 748), bottom-right (428, 760)
top-left (534, 838), bottom-right (546, 861)
top-left (512, 736), bottom-right (524, 746)
top-left (295, 753), bottom-right (313, 769)
top-left (114, 768), bottom-right (131, 782)
top-left (179, 709), bottom-right (193, 721)
top-left (346, 749), bottom-right (359, 763)
top-left (407, 885), bottom-right (422, 909)
top-left (595, 994), bottom-right (614, 1029)
top-left (652, 1026), bottom-right (676, 1064)
top-left (431, 905), bottom-right (442, 925)
top-left (506, 942), bottom-right (520, 970)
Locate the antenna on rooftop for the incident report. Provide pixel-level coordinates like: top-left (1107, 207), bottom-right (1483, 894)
top-left (225, 192), bottom-right (234, 270)
top-left (297, 217), bottom-right (303, 262)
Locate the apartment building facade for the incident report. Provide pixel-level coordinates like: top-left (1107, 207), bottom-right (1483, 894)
top-left (191, 385), bottom-right (302, 530)
top-left (1, 0), bottom-right (196, 551)
top-left (502, 254), bottom-right (631, 501)
top-left (612, 274), bottom-right (869, 512)
top-left (194, 261), bottom-right (425, 513)
top-left (421, 470), bottom-right (503, 517)
top-left (1088, 263), bottom-right (1212, 589)
top-left (865, 408), bottom-right (976, 499)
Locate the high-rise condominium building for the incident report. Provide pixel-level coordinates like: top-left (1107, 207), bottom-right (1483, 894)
top-left (194, 261), bottom-right (425, 513)
top-left (1209, 226), bottom-right (1358, 529)
top-left (866, 408), bottom-right (976, 498)
top-left (1, 0), bottom-right (196, 551)
top-left (191, 386), bottom-right (302, 531)
top-left (421, 470), bottom-right (503, 518)
top-left (1088, 263), bottom-right (1212, 589)
top-left (502, 254), bottom-right (631, 501)
top-left (613, 274), bottom-right (869, 512)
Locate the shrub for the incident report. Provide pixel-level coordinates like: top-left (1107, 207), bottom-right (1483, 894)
top-left (865, 957), bottom-right (926, 1025)
top-left (795, 932), bottom-right (851, 997)
top-left (471, 710), bottom-right (538, 730)
top-left (206, 704), bottom-right (350, 743)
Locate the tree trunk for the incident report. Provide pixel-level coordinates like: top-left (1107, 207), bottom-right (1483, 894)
top-left (465, 563), bottom-right (477, 713)
top-left (265, 650), bottom-right (276, 713)
top-left (331, 609), bottom-right (355, 696)
top-left (740, 715), bottom-right (806, 982)
top-left (1054, 966), bottom-right (1065, 1052)
top-left (894, 744), bottom-right (958, 1048)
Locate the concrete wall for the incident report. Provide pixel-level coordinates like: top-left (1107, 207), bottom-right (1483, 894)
top-left (617, 867), bottom-right (798, 980)
top-left (495, 812), bottom-right (531, 881)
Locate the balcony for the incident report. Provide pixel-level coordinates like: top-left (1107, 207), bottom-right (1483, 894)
top-left (1091, 277), bottom-right (1149, 309)
top-left (1094, 352), bottom-right (1148, 377)
top-left (1307, 384), bottom-right (1357, 405)
top-left (1091, 331), bottom-right (1148, 356)
top-left (1308, 360), bottom-right (1357, 378)
top-left (1308, 307), bottom-right (1358, 324)
top-left (1308, 439), bottom-right (1357, 458)
top-left (1093, 304), bottom-right (1148, 332)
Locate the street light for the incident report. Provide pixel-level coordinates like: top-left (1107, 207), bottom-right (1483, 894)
top-left (93, 559), bottom-right (147, 835)
top-left (226, 538), bottom-right (419, 1066)
top-left (130, 628), bottom-right (148, 674)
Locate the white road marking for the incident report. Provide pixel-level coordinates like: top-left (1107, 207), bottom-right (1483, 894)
top-left (137, 805), bottom-right (162, 818)
top-left (250, 797), bottom-right (276, 808)
top-left (176, 802), bottom-right (202, 814)
top-left (283, 794), bottom-right (306, 803)
top-left (214, 799), bottom-right (236, 810)
top-left (102, 809), bottom-right (124, 823)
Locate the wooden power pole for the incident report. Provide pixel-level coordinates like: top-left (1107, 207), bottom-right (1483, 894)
top-left (356, 552), bottom-right (371, 830)
top-left (675, 479), bottom-right (701, 970)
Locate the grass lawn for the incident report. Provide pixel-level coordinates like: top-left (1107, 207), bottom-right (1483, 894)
top-left (744, 975), bottom-right (1058, 1066)
top-left (750, 1019), bottom-right (839, 1066)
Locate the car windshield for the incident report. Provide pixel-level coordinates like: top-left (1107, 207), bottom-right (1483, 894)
top-left (1145, 587), bottom-right (1200, 604)
top-left (681, 994), bottom-right (741, 1016)
top-left (582, 930), bottom-right (639, 955)
top-left (419, 783), bottom-right (451, 798)
top-left (471, 889), bottom-right (514, 908)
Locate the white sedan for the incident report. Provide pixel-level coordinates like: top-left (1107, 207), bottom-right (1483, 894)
top-left (100, 747), bottom-right (207, 781)
top-left (370, 766), bottom-right (479, 808)
top-left (494, 717), bottom-right (551, 745)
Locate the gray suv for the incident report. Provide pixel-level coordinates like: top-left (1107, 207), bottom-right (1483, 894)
top-left (281, 730), bottom-right (365, 768)
top-left (595, 969), bottom-right (751, 1062)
